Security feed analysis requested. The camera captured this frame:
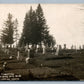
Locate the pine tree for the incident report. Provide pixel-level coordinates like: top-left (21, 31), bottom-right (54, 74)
top-left (30, 11), bottom-right (38, 44)
top-left (36, 4), bottom-right (47, 43)
top-left (36, 4), bottom-right (56, 47)
top-left (45, 35), bottom-right (56, 47)
top-left (19, 4), bottom-right (56, 47)
top-left (19, 7), bottom-right (33, 46)
top-left (13, 18), bottom-right (19, 47)
top-left (1, 13), bottom-right (14, 47)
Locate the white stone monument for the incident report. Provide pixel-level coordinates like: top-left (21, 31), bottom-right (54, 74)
top-left (55, 45), bottom-right (59, 56)
top-left (4, 48), bottom-right (9, 55)
top-left (3, 62), bottom-right (7, 70)
top-left (25, 44), bottom-right (28, 52)
top-left (51, 47), bottom-right (54, 54)
top-left (42, 42), bottom-right (46, 54)
top-left (35, 44), bottom-right (39, 53)
top-left (27, 48), bottom-right (30, 57)
top-left (25, 57), bottom-right (30, 64)
top-left (29, 44), bottom-right (32, 49)
top-left (25, 48), bottom-right (31, 64)
top-left (9, 56), bottom-right (13, 59)
top-left (17, 51), bottom-right (20, 60)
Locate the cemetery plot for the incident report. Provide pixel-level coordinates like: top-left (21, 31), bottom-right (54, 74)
top-left (0, 47), bottom-right (84, 81)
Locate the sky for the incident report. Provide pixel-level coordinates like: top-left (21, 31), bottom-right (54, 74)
top-left (0, 4), bottom-right (84, 49)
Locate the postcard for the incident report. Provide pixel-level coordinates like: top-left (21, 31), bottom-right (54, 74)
top-left (0, 1), bottom-right (84, 84)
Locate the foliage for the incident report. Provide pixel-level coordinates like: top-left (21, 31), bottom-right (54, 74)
top-left (13, 18), bottom-right (19, 47)
top-left (19, 4), bottom-right (56, 47)
top-left (1, 13), bottom-right (14, 45)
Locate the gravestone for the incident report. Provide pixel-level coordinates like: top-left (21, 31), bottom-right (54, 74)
top-left (64, 44), bottom-right (66, 50)
top-left (51, 47), bottom-right (54, 54)
top-left (25, 44), bottom-right (28, 52)
top-left (55, 45), bottom-right (59, 56)
top-left (27, 48), bottom-right (30, 58)
top-left (83, 45), bottom-right (84, 49)
top-left (17, 50), bottom-right (20, 60)
top-left (25, 48), bottom-right (30, 64)
top-left (42, 42), bottom-right (46, 54)
top-left (25, 57), bottom-right (30, 64)
top-left (35, 44), bottom-right (39, 53)
top-left (3, 62), bottom-right (7, 71)
top-left (4, 47), bottom-right (9, 55)
top-left (79, 45), bottom-right (81, 50)
top-left (9, 56), bottom-right (13, 60)
top-left (29, 44), bottom-right (32, 49)
top-left (71, 45), bottom-right (73, 50)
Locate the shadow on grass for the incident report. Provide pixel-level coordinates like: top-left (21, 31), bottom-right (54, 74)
top-left (47, 65), bottom-right (61, 68)
top-left (21, 74), bottom-right (79, 81)
top-left (46, 56), bottom-right (73, 60)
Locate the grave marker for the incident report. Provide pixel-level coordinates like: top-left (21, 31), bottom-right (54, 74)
top-left (35, 44), bottom-right (39, 53)
top-left (25, 44), bottom-right (28, 52)
top-left (42, 42), bottom-right (46, 54)
top-left (29, 44), bottom-right (32, 49)
top-left (17, 50), bottom-right (20, 60)
top-left (55, 45), bottom-right (59, 56)
top-left (25, 57), bottom-right (30, 64)
top-left (9, 56), bottom-right (13, 60)
top-left (25, 48), bottom-right (31, 64)
top-left (51, 47), bottom-right (54, 54)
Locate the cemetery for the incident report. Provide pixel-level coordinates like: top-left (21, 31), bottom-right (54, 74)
top-left (0, 4), bottom-right (84, 81)
top-left (0, 44), bottom-right (84, 81)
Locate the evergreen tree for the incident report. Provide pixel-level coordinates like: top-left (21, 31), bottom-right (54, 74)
top-left (36, 4), bottom-right (48, 43)
top-left (1, 13), bottom-right (14, 47)
top-left (30, 11), bottom-right (38, 44)
top-left (19, 7), bottom-right (33, 46)
top-left (45, 35), bottom-right (56, 47)
top-left (13, 18), bottom-right (19, 47)
top-left (19, 4), bottom-right (56, 47)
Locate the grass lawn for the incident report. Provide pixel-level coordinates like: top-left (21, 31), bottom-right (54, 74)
top-left (0, 49), bottom-right (84, 81)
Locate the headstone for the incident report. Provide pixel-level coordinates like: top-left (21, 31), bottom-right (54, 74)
top-left (79, 45), bottom-right (81, 50)
top-left (40, 64), bottom-right (43, 67)
top-left (25, 44), bottom-right (28, 52)
top-left (25, 47), bottom-right (31, 63)
top-left (13, 45), bottom-right (15, 48)
top-left (35, 44), bottom-right (39, 53)
top-left (29, 44), bottom-right (32, 49)
top-left (51, 47), bottom-right (54, 54)
top-left (3, 62), bottom-right (7, 70)
top-left (25, 57), bottom-right (30, 64)
top-left (59, 45), bottom-right (62, 50)
top-left (4, 48), bottom-right (9, 55)
top-left (42, 43), bottom-right (46, 54)
top-left (64, 44), bottom-right (66, 50)
top-left (83, 45), bottom-right (84, 49)
top-left (55, 45), bottom-right (59, 56)
top-left (27, 48), bottom-right (30, 58)
top-left (9, 56), bottom-right (13, 59)
top-left (17, 51), bottom-right (20, 60)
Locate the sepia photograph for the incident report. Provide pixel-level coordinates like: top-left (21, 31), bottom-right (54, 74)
top-left (0, 4), bottom-right (84, 81)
